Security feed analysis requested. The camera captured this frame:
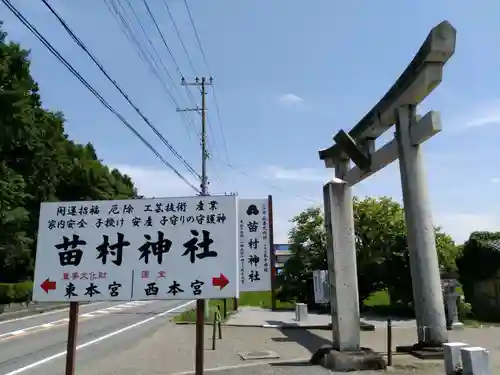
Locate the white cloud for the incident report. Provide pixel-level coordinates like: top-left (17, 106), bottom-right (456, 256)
top-left (261, 165), bottom-right (330, 183)
top-left (463, 98), bottom-right (500, 128)
top-left (278, 93), bottom-right (304, 106)
top-left (111, 164), bottom-right (199, 198)
top-left (110, 163), bottom-right (499, 247)
top-left (435, 213), bottom-right (500, 244)
top-left (111, 164), bottom-right (321, 245)
top-left (491, 177), bottom-right (500, 184)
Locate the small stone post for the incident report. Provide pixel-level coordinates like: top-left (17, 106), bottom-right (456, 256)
top-left (443, 342), bottom-right (468, 375)
top-left (461, 347), bottom-right (491, 375)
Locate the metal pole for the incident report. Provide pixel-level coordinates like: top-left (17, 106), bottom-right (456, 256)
top-left (200, 77), bottom-right (210, 320)
top-left (268, 195), bottom-right (277, 311)
top-left (387, 318), bottom-right (392, 366)
top-left (201, 77), bottom-right (207, 196)
top-left (65, 302), bottom-right (79, 375)
top-left (180, 76), bottom-right (214, 375)
top-left (196, 77), bottom-right (208, 375)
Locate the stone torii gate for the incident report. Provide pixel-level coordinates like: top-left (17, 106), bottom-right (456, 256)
top-left (318, 21), bottom-right (457, 355)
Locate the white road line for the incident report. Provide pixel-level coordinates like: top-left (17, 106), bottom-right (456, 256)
top-left (0, 302), bottom-right (105, 325)
top-left (10, 330), bottom-right (26, 336)
top-left (0, 302), bottom-right (133, 337)
top-left (4, 300), bottom-right (195, 375)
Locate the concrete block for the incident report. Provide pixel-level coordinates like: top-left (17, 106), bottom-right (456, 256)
top-left (443, 342), bottom-right (468, 375)
top-left (295, 303), bottom-right (308, 321)
top-left (461, 346), bottom-right (491, 375)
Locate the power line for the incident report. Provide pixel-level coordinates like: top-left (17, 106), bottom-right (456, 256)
top-left (104, 0), bottom-right (177, 109)
top-left (140, 0), bottom-right (198, 109)
top-left (181, 0), bottom-right (230, 164)
top-left (141, 0), bottom-right (182, 77)
top-left (104, 0), bottom-right (198, 139)
top-left (162, 0), bottom-right (196, 75)
top-left (210, 86), bottom-right (230, 163)
top-left (183, 0), bottom-right (210, 72)
top-left (122, 0), bottom-right (183, 101)
top-left (214, 159), bottom-right (320, 205)
top-left (0, 0), bottom-right (200, 193)
top-left (40, 0), bottom-right (200, 180)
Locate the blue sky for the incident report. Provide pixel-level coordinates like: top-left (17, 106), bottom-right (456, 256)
top-left (2, 0), bottom-right (499, 244)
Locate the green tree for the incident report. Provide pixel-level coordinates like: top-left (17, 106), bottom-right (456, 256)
top-left (277, 196), bottom-right (460, 308)
top-left (456, 231), bottom-right (500, 303)
top-left (277, 207), bottom-right (327, 302)
top-left (0, 22), bottom-right (138, 283)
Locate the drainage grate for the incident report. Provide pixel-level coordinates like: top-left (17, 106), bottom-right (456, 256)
top-left (238, 350), bottom-right (280, 360)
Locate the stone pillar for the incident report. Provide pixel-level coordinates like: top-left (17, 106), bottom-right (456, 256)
top-left (395, 105), bottom-right (448, 345)
top-left (323, 159), bottom-right (360, 351)
top-left (445, 282), bottom-right (464, 330)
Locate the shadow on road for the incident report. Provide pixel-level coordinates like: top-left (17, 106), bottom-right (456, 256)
top-left (272, 328), bottom-right (331, 354)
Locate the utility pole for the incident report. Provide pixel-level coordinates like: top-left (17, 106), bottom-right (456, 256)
top-left (177, 76), bottom-right (212, 375)
top-left (179, 76), bottom-right (211, 195)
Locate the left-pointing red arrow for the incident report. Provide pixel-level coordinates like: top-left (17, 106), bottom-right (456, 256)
top-left (40, 278), bottom-right (56, 293)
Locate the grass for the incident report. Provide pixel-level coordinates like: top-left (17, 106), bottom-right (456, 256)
top-left (173, 291), bottom-right (294, 323)
top-left (363, 290), bottom-right (391, 307)
top-left (361, 289), bottom-right (415, 318)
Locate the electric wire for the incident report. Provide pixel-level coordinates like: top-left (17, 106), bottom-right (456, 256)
top-left (182, 0), bottom-right (230, 164)
top-left (106, 0), bottom-right (198, 138)
top-left (104, 0), bottom-right (179, 110)
top-left (122, 0), bottom-right (184, 102)
top-left (0, 0), bottom-right (200, 193)
top-left (161, 0), bottom-right (196, 75)
top-left (140, 0), bottom-right (198, 109)
top-left (40, 0), bottom-right (200, 180)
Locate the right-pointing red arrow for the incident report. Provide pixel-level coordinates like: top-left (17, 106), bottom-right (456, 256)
top-left (212, 273), bottom-right (229, 290)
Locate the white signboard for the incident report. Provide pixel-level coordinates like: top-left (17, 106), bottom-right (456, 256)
top-left (32, 195), bottom-right (239, 302)
top-left (313, 270), bottom-right (330, 303)
top-left (238, 199), bottom-right (271, 292)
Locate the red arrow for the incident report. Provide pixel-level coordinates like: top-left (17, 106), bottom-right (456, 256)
top-left (212, 273), bottom-right (229, 290)
top-left (40, 278), bottom-right (56, 294)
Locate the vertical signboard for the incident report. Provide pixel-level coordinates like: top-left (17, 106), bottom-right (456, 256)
top-left (33, 195), bottom-right (239, 302)
top-left (238, 199), bottom-right (271, 292)
top-left (313, 270), bottom-right (330, 303)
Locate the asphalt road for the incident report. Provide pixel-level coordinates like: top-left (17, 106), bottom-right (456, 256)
top-left (0, 299), bottom-right (194, 375)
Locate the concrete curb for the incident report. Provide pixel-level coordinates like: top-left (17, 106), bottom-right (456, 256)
top-left (173, 321), bottom-right (376, 331)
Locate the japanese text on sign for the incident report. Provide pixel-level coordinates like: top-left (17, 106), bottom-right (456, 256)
top-left (238, 199), bottom-right (271, 292)
top-left (33, 196), bottom-right (239, 302)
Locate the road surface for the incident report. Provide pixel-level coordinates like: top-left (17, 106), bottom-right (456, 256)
top-left (0, 299), bottom-right (194, 375)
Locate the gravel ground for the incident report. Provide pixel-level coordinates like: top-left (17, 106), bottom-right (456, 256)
top-left (77, 321), bottom-right (500, 375)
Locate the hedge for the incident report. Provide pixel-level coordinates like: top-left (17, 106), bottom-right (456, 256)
top-left (0, 281), bottom-right (33, 304)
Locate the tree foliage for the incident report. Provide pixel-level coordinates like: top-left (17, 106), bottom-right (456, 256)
top-left (456, 231), bottom-right (500, 301)
top-left (0, 23), bottom-right (138, 282)
top-left (277, 196), bottom-right (460, 308)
